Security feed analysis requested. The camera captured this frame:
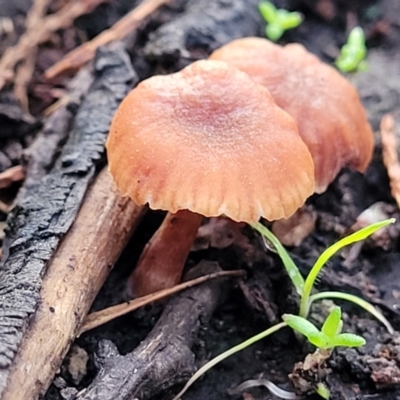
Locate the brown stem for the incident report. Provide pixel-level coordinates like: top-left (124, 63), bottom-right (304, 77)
top-left (130, 209), bottom-right (203, 297)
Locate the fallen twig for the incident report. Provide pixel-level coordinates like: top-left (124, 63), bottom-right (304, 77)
top-left (0, 201), bottom-right (11, 214)
top-left (45, 0), bottom-right (171, 80)
top-left (13, 0), bottom-right (51, 111)
top-left (0, 0), bottom-right (111, 90)
top-left (381, 114), bottom-right (400, 209)
top-left (0, 165), bottom-right (25, 189)
top-left (80, 269), bottom-right (245, 335)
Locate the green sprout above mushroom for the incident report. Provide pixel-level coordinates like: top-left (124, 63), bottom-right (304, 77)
top-left (258, 1), bottom-right (303, 41)
top-left (335, 26), bottom-right (368, 73)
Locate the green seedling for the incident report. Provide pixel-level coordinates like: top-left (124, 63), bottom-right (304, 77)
top-left (335, 26), bottom-right (368, 73)
top-left (259, 1), bottom-right (303, 41)
top-left (284, 307), bottom-right (365, 399)
top-left (171, 219), bottom-right (394, 400)
top-left (252, 218), bottom-right (395, 332)
top-left (316, 382), bottom-right (330, 400)
top-left (283, 307), bottom-right (366, 350)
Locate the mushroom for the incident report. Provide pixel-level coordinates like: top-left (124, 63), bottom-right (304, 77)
top-left (210, 37), bottom-right (374, 193)
top-left (106, 59), bottom-right (315, 296)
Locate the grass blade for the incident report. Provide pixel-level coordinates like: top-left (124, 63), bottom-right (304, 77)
top-left (171, 321), bottom-right (287, 400)
top-left (251, 222), bottom-right (304, 295)
top-left (309, 291), bottom-right (394, 334)
top-left (300, 219), bottom-right (395, 316)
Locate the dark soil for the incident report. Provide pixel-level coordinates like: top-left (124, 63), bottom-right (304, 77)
top-left (2, 0), bottom-right (400, 399)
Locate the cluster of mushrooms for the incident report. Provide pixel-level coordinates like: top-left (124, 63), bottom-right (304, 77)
top-left (106, 37), bottom-right (374, 297)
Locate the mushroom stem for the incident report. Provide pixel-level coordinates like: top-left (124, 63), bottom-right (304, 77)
top-left (129, 209), bottom-right (203, 297)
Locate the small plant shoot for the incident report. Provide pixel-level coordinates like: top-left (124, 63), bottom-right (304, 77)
top-left (283, 307), bottom-right (366, 350)
top-left (316, 382), bottom-right (330, 400)
top-left (259, 1), bottom-right (303, 41)
top-left (172, 219), bottom-right (395, 399)
top-left (252, 218), bottom-right (395, 331)
top-left (335, 26), bottom-right (368, 73)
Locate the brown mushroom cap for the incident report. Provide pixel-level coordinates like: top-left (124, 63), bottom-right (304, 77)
top-left (106, 59), bottom-right (315, 223)
top-left (210, 37), bottom-right (374, 193)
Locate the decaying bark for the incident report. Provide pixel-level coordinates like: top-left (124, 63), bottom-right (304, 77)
top-left (19, 67), bottom-right (94, 199)
top-left (77, 261), bottom-right (224, 400)
top-left (2, 169), bottom-right (145, 400)
top-left (144, 0), bottom-right (263, 65)
top-left (0, 44), bottom-right (137, 396)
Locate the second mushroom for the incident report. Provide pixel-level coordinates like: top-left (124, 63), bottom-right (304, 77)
top-left (210, 37), bottom-right (374, 193)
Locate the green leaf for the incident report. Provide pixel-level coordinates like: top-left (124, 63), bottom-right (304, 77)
top-left (299, 219), bottom-right (395, 317)
top-left (311, 219), bottom-right (394, 282)
top-left (258, 1), bottom-right (277, 22)
top-left (282, 314), bottom-right (319, 337)
top-left (321, 307), bottom-right (342, 338)
top-left (335, 26), bottom-right (368, 72)
top-left (278, 11), bottom-right (303, 29)
top-left (259, 1), bottom-right (303, 42)
top-left (266, 24), bottom-right (284, 41)
top-left (308, 331), bottom-right (331, 349)
top-left (331, 333), bottom-right (366, 348)
top-left (348, 26), bottom-right (366, 47)
top-left (308, 291), bottom-right (394, 334)
top-left (316, 382), bottom-right (330, 399)
top-left (251, 222), bottom-right (304, 295)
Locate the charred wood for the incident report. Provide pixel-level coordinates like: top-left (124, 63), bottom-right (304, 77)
top-left (19, 68), bottom-right (94, 199)
top-left (0, 43), bottom-right (137, 396)
top-left (144, 0), bottom-right (263, 67)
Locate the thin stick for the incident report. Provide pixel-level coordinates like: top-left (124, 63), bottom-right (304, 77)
top-left (79, 269), bottom-right (245, 335)
top-left (45, 0), bottom-right (171, 79)
top-left (381, 114), bottom-right (400, 209)
top-left (0, 166), bottom-right (25, 189)
top-left (13, 0), bottom-right (51, 111)
top-left (0, 0), bottom-right (110, 90)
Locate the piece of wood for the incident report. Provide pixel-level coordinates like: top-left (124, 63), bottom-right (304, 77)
top-left (80, 269), bottom-right (245, 335)
top-left (2, 169), bottom-right (145, 400)
top-left (0, 44), bottom-right (137, 396)
top-left (17, 67), bottom-right (94, 201)
top-left (13, 0), bottom-right (51, 111)
top-left (144, 0), bottom-right (263, 64)
top-left (44, 0), bottom-right (172, 79)
top-left (0, 166), bottom-right (25, 189)
top-left (77, 261), bottom-right (225, 400)
top-left (381, 114), bottom-right (400, 209)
